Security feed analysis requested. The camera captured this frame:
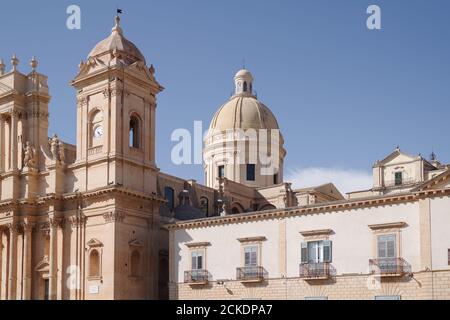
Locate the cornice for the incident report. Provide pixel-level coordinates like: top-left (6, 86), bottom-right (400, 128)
top-left (167, 188), bottom-right (450, 231)
top-left (0, 186), bottom-right (165, 212)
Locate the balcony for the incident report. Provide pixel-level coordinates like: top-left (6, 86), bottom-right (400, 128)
top-left (184, 270), bottom-right (211, 286)
top-left (383, 177), bottom-right (417, 188)
top-left (236, 266), bottom-right (267, 283)
top-left (369, 258), bottom-right (411, 277)
top-left (299, 262), bottom-right (335, 280)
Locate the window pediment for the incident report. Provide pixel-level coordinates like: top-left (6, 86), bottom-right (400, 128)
top-left (87, 238), bottom-right (104, 248)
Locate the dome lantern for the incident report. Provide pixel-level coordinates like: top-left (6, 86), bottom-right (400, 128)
top-left (234, 68), bottom-right (254, 95)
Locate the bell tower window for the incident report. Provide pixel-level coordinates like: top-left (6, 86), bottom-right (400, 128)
top-left (89, 110), bottom-right (103, 148)
top-left (243, 81), bottom-right (248, 92)
top-left (129, 115), bottom-right (140, 148)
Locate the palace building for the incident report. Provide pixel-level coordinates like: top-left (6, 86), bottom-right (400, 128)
top-left (1, 15), bottom-right (449, 300)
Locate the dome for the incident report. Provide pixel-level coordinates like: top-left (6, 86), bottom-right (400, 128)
top-left (88, 16), bottom-right (146, 64)
top-left (209, 95), bottom-right (280, 130)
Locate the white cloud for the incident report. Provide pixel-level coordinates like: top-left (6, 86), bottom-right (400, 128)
top-left (286, 167), bottom-right (373, 195)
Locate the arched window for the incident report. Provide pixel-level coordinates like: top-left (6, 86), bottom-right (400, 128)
top-left (130, 250), bottom-right (141, 277)
top-left (89, 249), bottom-right (100, 277)
top-left (200, 197), bottom-right (209, 216)
top-left (232, 207), bottom-right (240, 214)
top-left (129, 115), bottom-right (140, 148)
top-left (164, 187), bottom-right (175, 211)
top-left (243, 81), bottom-right (248, 92)
top-left (90, 110), bottom-right (103, 147)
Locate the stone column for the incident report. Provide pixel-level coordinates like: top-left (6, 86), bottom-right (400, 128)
top-left (7, 223), bottom-right (18, 300)
top-left (10, 112), bottom-right (18, 170)
top-left (0, 228), bottom-right (7, 300)
top-left (56, 220), bottom-right (64, 300)
top-left (22, 222), bottom-right (34, 300)
top-left (48, 218), bottom-right (61, 300)
top-left (0, 115), bottom-right (5, 172)
top-left (0, 227), bottom-right (3, 298)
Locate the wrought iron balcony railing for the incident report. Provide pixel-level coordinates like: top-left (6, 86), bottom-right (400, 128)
top-left (236, 266), bottom-right (267, 282)
top-left (184, 269), bottom-right (211, 284)
top-left (299, 262), bottom-right (335, 279)
top-left (369, 258), bottom-right (411, 276)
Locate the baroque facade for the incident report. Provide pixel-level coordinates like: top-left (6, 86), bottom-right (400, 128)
top-left (1, 15), bottom-right (448, 300)
top-left (0, 16), bottom-right (332, 300)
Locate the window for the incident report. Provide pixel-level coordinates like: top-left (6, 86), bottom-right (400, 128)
top-left (301, 240), bottom-right (332, 264)
top-left (273, 174), bottom-right (278, 184)
top-left (164, 187), bottom-right (175, 211)
top-left (218, 165), bottom-right (225, 178)
top-left (200, 197), bottom-right (209, 216)
top-left (375, 295), bottom-right (401, 300)
top-left (394, 172), bottom-right (403, 186)
top-left (130, 250), bottom-right (141, 277)
top-left (89, 110), bottom-right (103, 147)
top-left (44, 279), bottom-right (49, 300)
top-left (243, 81), bottom-right (248, 92)
top-left (377, 234), bottom-right (396, 259)
top-left (448, 249), bottom-right (450, 265)
top-left (244, 245), bottom-right (258, 267)
top-left (89, 249), bottom-right (100, 277)
top-left (191, 250), bottom-right (204, 270)
top-left (246, 164), bottom-right (255, 181)
top-left (129, 115), bottom-right (140, 148)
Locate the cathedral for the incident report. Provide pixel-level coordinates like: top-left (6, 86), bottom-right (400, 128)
top-left (1, 15), bottom-right (449, 300)
top-left (0, 15), bottom-right (336, 300)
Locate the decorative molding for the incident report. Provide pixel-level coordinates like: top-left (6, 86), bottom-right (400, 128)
top-left (103, 210), bottom-right (126, 223)
top-left (185, 241), bottom-right (211, 248)
top-left (237, 236), bottom-right (267, 243)
top-left (368, 222), bottom-right (407, 230)
top-left (87, 238), bottom-right (104, 248)
top-left (300, 229), bottom-right (333, 237)
top-left (129, 239), bottom-right (144, 247)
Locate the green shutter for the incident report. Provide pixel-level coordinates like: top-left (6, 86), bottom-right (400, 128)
top-left (301, 242), bottom-right (308, 264)
top-left (323, 240), bottom-right (332, 263)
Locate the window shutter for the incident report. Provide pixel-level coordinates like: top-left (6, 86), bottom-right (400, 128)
top-left (244, 251), bottom-right (250, 267)
top-left (323, 240), bottom-right (332, 263)
top-left (301, 242), bottom-right (308, 264)
top-left (191, 253), bottom-right (196, 270)
top-left (197, 255), bottom-right (203, 270)
top-left (251, 251), bottom-right (257, 266)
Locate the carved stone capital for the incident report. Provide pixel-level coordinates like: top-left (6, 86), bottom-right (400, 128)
top-left (6, 222), bottom-right (21, 234)
top-left (49, 217), bottom-right (64, 229)
top-left (68, 215), bottom-right (87, 227)
top-left (103, 210), bottom-right (126, 223)
top-left (76, 96), bottom-right (88, 107)
top-left (21, 221), bottom-right (36, 233)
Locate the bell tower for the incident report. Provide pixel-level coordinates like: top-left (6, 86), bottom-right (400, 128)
top-left (71, 15), bottom-right (163, 193)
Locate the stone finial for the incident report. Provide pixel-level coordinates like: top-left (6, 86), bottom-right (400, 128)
top-left (11, 53), bottom-right (19, 71)
top-left (112, 15), bottom-right (123, 34)
top-left (0, 58), bottom-right (5, 75)
top-left (30, 56), bottom-right (38, 71)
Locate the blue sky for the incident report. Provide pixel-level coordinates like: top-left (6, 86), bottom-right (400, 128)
top-left (1, 0), bottom-right (449, 192)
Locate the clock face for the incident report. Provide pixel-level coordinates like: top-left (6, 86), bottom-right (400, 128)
top-left (93, 126), bottom-right (103, 139)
